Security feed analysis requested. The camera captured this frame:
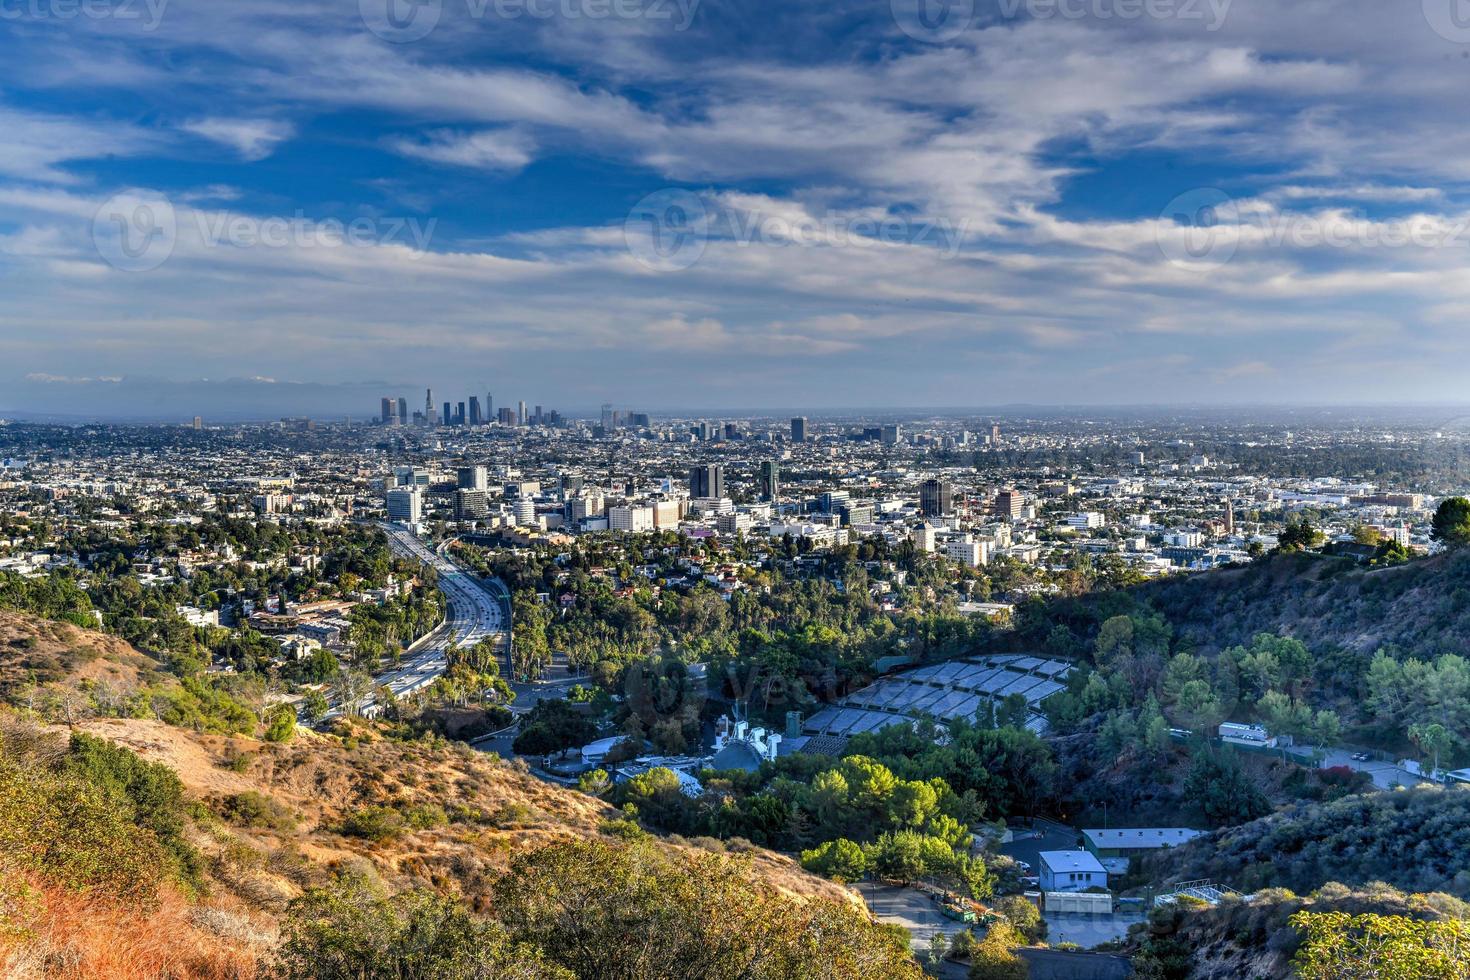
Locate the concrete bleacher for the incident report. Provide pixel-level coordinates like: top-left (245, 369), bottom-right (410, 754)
top-left (801, 653), bottom-right (1074, 740)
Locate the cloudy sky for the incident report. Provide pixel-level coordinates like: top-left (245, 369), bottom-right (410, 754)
top-left (3, 0), bottom-right (1470, 418)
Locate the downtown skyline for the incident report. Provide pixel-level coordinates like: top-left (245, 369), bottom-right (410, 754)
top-left (5, 1), bottom-right (1470, 415)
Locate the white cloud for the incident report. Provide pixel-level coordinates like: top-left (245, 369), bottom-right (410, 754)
top-left (183, 118), bottom-right (295, 161)
top-left (389, 129), bottom-right (537, 172)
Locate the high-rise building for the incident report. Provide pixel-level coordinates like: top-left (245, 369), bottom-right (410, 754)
top-left (456, 401), bottom-right (466, 426)
top-left (396, 398), bottom-right (408, 426)
top-left (1223, 498), bottom-right (1235, 534)
top-left (880, 424), bottom-right (901, 446)
top-left (990, 422), bottom-right (1001, 444)
top-left (919, 478), bottom-right (954, 518)
top-left (689, 464), bottom-right (725, 500)
top-left (457, 465), bottom-right (487, 491)
top-left (994, 489), bottom-right (1024, 518)
top-left (380, 397), bottom-right (394, 424)
top-left (791, 416), bottom-right (807, 442)
top-left (386, 487), bottom-right (422, 524)
top-left (498, 407), bottom-right (515, 425)
top-left (453, 489), bottom-right (488, 520)
top-left (192, 416), bottom-right (203, 430)
top-left (629, 412), bottom-right (650, 428)
top-left (518, 400), bottom-right (527, 426)
top-left (468, 396), bottom-right (482, 426)
top-left (442, 402), bottom-right (452, 426)
top-left (426, 389), bottom-right (435, 424)
top-left (724, 422), bottom-right (740, 441)
top-left (759, 460), bottom-right (780, 501)
top-left (486, 392), bottom-right (493, 420)
top-left (601, 404), bottom-right (616, 430)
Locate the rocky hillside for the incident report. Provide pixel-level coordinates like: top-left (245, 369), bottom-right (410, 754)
top-left (1135, 549), bottom-right (1470, 660)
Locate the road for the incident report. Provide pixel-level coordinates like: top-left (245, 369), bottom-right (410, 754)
top-left (347, 524), bottom-right (510, 717)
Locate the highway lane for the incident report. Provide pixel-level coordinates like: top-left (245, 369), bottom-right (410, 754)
top-left (345, 524), bottom-right (509, 717)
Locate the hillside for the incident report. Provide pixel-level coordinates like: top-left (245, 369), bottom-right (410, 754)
top-left (1139, 785), bottom-right (1470, 898)
top-left (0, 611), bottom-right (891, 979)
top-left (1134, 549), bottom-right (1470, 660)
top-left (1132, 881), bottom-right (1470, 980)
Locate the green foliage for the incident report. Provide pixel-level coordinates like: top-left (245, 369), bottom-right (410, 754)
top-left (1291, 910), bottom-right (1470, 979)
top-left (491, 838), bottom-right (924, 979)
top-left (511, 698), bottom-right (597, 757)
top-left (1144, 786), bottom-right (1470, 896)
top-left (800, 838), bottom-right (868, 882)
top-left (63, 732), bottom-right (202, 891)
top-left (216, 790), bottom-right (297, 832)
top-left (1431, 498), bottom-right (1470, 548)
top-left (968, 922), bottom-right (1029, 980)
top-left (264, 703), bottom-right (298, 743)
top-left (275, 871), bottom-right (562, 980)
top-left (339, 805), bottom-right (407, 842)
top-left (1182, 746), bottom-right (1272, 827)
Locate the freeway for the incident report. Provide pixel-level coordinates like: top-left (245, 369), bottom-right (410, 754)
top-left (349, 524), bottom-right (509, 717)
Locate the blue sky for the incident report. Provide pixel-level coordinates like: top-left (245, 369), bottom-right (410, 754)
top-left (4, 0), bottom-right (1470, 418)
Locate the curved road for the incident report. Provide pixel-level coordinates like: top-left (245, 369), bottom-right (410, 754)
top-left (351, 524), bottom-right (509, 717)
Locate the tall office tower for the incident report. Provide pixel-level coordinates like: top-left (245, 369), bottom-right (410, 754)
top-left (689, 464), bottom-right (725, 499)
top-left (991, 422), bottom-right (1001, 444)
top-left (791, 416), bottom-right (807, 442)
top-left (385, 486), bottom-right (422, 524)
top-left (468, 396), bottom-right (481, 426)
top-left (879, 424), bottom-right (901, 445)
top-left (396, 397), bottom-right (408, 425)
top-left (498, 407), bottom-right (515, 424)
top-left (601, 404), bottom-right (615, 430)
top-left (425, 389), bottom-right (434, 422)
top-left (724, 422), bottom-right (740, 440)
top-left (457, 465), bottom-right (488, 491)
top-left (455, 402), bottom-right (466, 426)
top-left (380, 397), bottom-right (393, 424)
top-left (759, 460), bottom-right (780, 501)
top-left (994, 489), bottom-right (1024, 518)
top-left (441, 402), bottom-right (451, 426)
top-left (629, 412), bottom-right (650, 428)
top-left (518, 400), bottom-right (527, 426)
top-left (192, 416), bottom-right (203, 430)
top-left (486, 392), bottom-right (493, 420)
top-left (919, 478), bottom-right (954, 518)
top-left (533, 405), bottom-right (543, 424)
top-left (694, 421), bottom-right (713, 441)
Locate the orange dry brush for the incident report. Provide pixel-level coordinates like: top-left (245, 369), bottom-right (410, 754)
top-left (0, 876), bottom-right (262, 980)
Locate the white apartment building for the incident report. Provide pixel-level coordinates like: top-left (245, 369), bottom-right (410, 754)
top-left (386, 487), bottom-right (422, 524)
top-left (609, 505), bottom-right (655, 532)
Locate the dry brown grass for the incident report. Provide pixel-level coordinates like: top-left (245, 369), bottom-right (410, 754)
top-left (0, 876), bottom-right (270, 980)
top-left (75, 717), bottom-right (856, 909)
